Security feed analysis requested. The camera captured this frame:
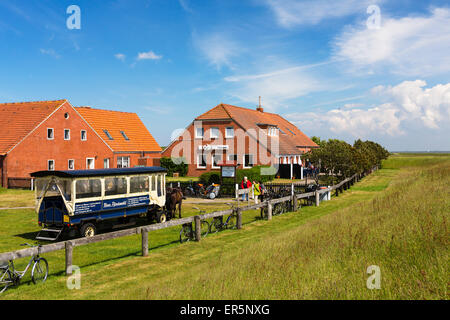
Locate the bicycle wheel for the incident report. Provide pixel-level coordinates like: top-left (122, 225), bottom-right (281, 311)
top-left (31, 258), bottom-right (48, 284)
top-left (179, 224), bottom-right (192, 243)
top-left (0, 269), bottom-right (13, 293)
top-left (201, 220), bottom-right (210, 238)
top-left (209, 218), bottom-right (222, 234)
top-left (225, 214), bottom-right (237, 229)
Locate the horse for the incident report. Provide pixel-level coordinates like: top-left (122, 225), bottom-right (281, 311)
top-left (165, 187), bottom-right (185, 219)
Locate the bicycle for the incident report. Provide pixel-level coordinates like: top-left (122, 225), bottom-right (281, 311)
top-left (179, 207), bottom-right (210, 243)
top-left (0, 243), bottom-right (48, 293)
top-left (209, 203), bottom-right (237, 233)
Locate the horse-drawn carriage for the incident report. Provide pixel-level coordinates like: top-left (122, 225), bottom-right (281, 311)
top-left (31, 167), bottom-right (170, 241)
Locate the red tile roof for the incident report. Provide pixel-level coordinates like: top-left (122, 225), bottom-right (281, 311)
top-left (0, 100), bottom-right (66, 155)
top-left (75, 107), bottom-right (161, 152)
top-left (196, 103), bottom-right (318, 154)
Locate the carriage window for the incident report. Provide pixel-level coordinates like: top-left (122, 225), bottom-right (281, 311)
top-left (58, 180), bottom-right (72, 201)
top-left (105, 177), bottom-right (127, 196)
top-left (151, 175), bottom-right (156, 191)
top-left (76, 179), bottom-right (101, 199)
top-left (157, 175), bottom-right (162, 197)
top-left (130, 176), bottom-right (149, 193)
top-left (36, 179), bottom-right (50, 200)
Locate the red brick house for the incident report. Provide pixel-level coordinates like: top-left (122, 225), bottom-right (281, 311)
top-left (0, 100), bottom-right (161, 188)
top-left (162, 103), bottom-right (318, 177)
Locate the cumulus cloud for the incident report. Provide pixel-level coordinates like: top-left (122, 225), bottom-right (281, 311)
top-left (137, 51), bottom-right (163, 60)
top-left (333, 8), bottom-right (450, 76)
top-left (287, 80), bottom-right (450, 139)
top-left (264, 0), bottom-right (379, 27)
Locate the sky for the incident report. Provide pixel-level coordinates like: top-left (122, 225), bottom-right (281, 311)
top-left (0, 0), bottom-right (449, 151)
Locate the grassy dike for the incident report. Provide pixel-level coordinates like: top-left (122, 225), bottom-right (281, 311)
top-left (1, 154), bottom-right (448, 299)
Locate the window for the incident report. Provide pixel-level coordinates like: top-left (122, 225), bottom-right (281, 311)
top-left (157, 175), bottom-right (162, 197)
top-left (68, 159), bottom-right (74, 170)
top-left (81, 130), bottom-right (87, 141)
top-left (212, 154), bottom-right (222, 169)
top-left (59, 180), bottom-right (72, 201)
top-left (228, 154), bottom-right (238, 163)
top-left (76, 179), bottom-right (101, 199)
top-left (64, 112), bottom-right (69, 119)
top-left (287, 128), bottom-right (296, 136)
top-left (48, 160), bottom-right (55, 171)
top-left (279, 128), bottom-right (285, 134)
top-left (103, 129), bottom-right (114, 140)
top-left (151, 175), bottom-right (156, 191)
top-left (268, 127), bottom-right (278, 137)
top-left (64, 129), bottom-right (70, 140)
top-left (130, 176), bottom-right (149, 193)
top-left (104, 158), bottom-right (110, 169)
top-left (195, 127), bottom-right (204, 139)
top-left (120, 131), bottom-right (130, 141)
top-left (104, 177), bottom-right (127, 196)
top-left (210, 127), bottom-right (219, 139)
top-left (197, 153), bottom-right (207, 169)
top-left (244, 154), bottom-right (254, 168)
top-left (86, 158), bottom-right (95, 169)
top-left (117, 156), bottom-right (130, 168)
top-left (47, 128), bottom-right (54, 140)
top-left (225, 127), bottom-right (234, 138)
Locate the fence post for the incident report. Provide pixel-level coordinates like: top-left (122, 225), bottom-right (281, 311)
top-left (235, 184), bottom-right (238, 200)
top-left (236, 208), bottom-right (242, 229)
top-left (194, 216), bottom-right (201, 241)
top-left (267, 202), bottom-right (272, 220)
top-left (141, 228), bottom-right (149, 257)
top-left (335, 187), bottom-right (339, 197)
top-left (315, 190), bottom-right (320, 206)
top-left (65, 241), bottom-right (73, 276)
top-left (292, 194), bottom-right (298, 211)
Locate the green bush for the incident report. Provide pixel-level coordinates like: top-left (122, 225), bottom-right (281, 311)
top-left (160, 157), bottom-right (188, 177)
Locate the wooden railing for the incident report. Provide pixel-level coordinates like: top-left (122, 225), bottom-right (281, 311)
top-left (0, 172), bottom-right (368, 275)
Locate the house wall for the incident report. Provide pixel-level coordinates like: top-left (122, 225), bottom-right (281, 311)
top-left (5, 102), bottom-right (113, 185)
top-left (162, 120), bottom-right (277, 177)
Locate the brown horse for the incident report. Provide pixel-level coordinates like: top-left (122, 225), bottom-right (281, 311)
top-left (165, 187), bottom-right (184, 219)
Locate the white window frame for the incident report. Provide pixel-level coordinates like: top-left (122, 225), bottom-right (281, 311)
top-left (104, 158), bottom-right (110, 168)
top-left (68, 159), bottom-right (75, 170)
top-left (48, 159), bottom-right (55, 171)
top-left (86, 157), bottom-right (95, 170)
top-left (117, 156), bottom-right (130, 168)
top-left (197, 153), bottom-right (207, 169)
top-left (64, 129), bottom-right (70, 141)
top-left (47, 128), bottom-right (54, 140)
top-left (243, 154), bottom-right (253, 169)
top-left (195, 127), bottom-right (204, 139)
top-left (210, 127), bottom-right (219, 139)
top-left (211, 154), bottom-right (222, 169)
top-left (81, 130), bottom-right (87, 141)
top-left (225, 127), bottom-right (234, 139)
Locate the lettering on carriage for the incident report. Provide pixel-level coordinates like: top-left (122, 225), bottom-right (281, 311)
top-left (74, 201), bottom-right (102, 214)
top-left (103, 199), bottom-right (127, 209)
top-left (127, 196), bottom-right (150, 207)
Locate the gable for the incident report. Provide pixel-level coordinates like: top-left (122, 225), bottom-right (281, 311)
top-left (0, 100), bottom-right (67, 155)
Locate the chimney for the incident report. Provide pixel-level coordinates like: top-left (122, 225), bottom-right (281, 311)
top-left (256, 96), bottom-right (264, 112)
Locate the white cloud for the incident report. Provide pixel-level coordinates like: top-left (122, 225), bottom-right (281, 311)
top-left (334, 7), bottom-right (450, 76)
top-left (178, 0), bottom-right (193, 13)
top-left (287, 80), bottom-right (450, 139)
top-left (114, 53), bottom-right (126, 61)
top-left (40, 48), bottom-right (60, 59)
top-left (137, 51), bottom-right (163, 60)
top-left (264, 0), bottom-right (378, 27)
top-left (193, 32), bottom-right (241, 70)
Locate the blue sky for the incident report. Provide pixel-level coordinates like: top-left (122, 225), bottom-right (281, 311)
top-left (0, 0), bottom-right (449, 151)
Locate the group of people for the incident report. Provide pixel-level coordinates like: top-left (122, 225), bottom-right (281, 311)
top-left (240, 176), bottom-right (266, 204)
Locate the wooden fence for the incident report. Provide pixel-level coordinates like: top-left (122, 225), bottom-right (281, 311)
top-left (0, 172), bottom-right (365, 276)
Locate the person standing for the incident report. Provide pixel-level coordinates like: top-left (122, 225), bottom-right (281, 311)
top-left (240, 176), bottom-right (252, 201)
top-left (253, 180), bottom-right (261, 204)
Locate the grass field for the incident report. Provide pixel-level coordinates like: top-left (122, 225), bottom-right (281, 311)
top-left (0, 153), bottom-right (448, 299)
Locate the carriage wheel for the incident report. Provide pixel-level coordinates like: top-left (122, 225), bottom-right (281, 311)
top-left (80, 223), bottom-right (96, 237)
top-left (157, 212), bottom-right (167, 223)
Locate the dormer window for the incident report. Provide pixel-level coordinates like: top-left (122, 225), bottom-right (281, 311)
top-left (120, 130), bottom-right (129, 141)
top-left (268, 126), bottom-right (278, 137)
top-left (103, 129), bottom-right (114, 140)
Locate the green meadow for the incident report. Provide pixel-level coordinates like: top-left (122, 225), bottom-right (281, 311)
top-left (0, 153), bottom-right (448, 299)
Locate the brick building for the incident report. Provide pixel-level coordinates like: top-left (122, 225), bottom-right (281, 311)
top-left (0, 100), bottom-right (161, 188)
top-left (161, 103), bottom-right (318, 177)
